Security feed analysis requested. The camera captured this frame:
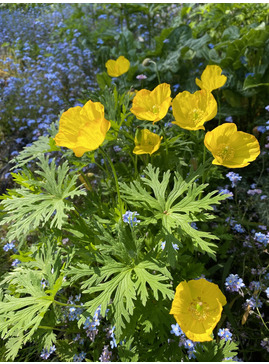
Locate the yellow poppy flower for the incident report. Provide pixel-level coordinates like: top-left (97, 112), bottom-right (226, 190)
top-left (172, 90), bottom-right (217, 130)
top-left (130, 83), bottom-right (172, 124)
top-left (133, 129), bottom-right (163, 155)
top-left (105, 56), bottom-right (130, 77)
top-left (196, 65), bottom-right (227, 92)
top-left (204, 123), bottom-right (260, 168)
top-left (170, 278), bottom-right (227, 342)
top-left (54, 100), bottom-right (111, 157)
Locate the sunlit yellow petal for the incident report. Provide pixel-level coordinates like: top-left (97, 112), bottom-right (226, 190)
top-left (170, 278), bottom-right (226, 342)
top-left (54, 100), bottom-right (111, 157)
top-left (172, 90), bottom-right (217, 130)
top-left (196, 65), bottom-right (227, 92)
top-left (204, 123), bottom-right (260, 168)
top-left (105, 55), bottom-right (130, 77)
top-left (131, 83), bottom-right (171, 123)
top-left (133, 129), bottom-right (162, 155)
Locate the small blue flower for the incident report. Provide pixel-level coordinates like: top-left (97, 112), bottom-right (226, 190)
top-left (225, 116), bottom-right (233, 123)
top-left (170, 323), bottom-right (185, 337)
top-left (245, 296), bottom-right (263, 309)
top-left (191, 222), bottom-right (198, 230)
top-left (11, 259), bottom-right (21, 267)
top-left (113, 145), bottom-right (122, 152)
top-left (257, 126), bottom-right (267, 133)
top-left (219, 189), bottom-right (233, 199)
top-left (184, 339), bottom-right (195, 349)
top-left (3, 241), bottom-right (15, 251)
top-left (254, 232), bottom-right (268, 246)
top-left (226, 172), bottom-right (242, 188)
top-left (225, 274), bottom-right (245, 292)
top-left (122, 211), bottom-right (140, 227)
top-left (249, 281), bottom-right (261, 291)
top-left (40, 348), bottom-right (50, 360)
top-left (208, 43), bottom-right (214, 49)
top-left (233, 224), bottom-right (245, 233)
top-left (218, 328), bottom-right (233, 341)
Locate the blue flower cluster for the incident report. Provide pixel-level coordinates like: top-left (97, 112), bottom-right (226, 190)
top-left (254, 232), bottom-right (269, 247)
top-left (218, 328), bottom-right (233, 341)
top-left (63, 294), bottom-right (84, 322)
top-left (170, 323), bottom-right (197, 359)
top-left (225, 274), bottom-right (245, 293)
top-left (109, 325), bottom-right (117, 349)
top-left (0, 5), bottom-right (94, 157)
top-left (226, 172), bottom-right (242, 188)
top-left (219, 188), bottom-right (233, 199)
top-left (244, 296), bottom-right (263, 310)
top-left (73, 351), bottom-right (87, 362)
top-left (40, 345), bottom-right (56, 360)
top-left (122, 210), bottom-right (141, 227)
top-left (99, 345), bottom-right (112, 362)
top-left (3, 241), bottom-right (15, 251)
top-left (83, 305), bottom-right (101, 341)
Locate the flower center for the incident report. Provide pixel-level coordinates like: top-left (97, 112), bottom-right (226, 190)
top-left (152, 104), bottom-right (160, 114)
top-left (188, 109), bottom-right (204, 125)
top-left (189, 297), bottom-right (209, 321)
top-left (215, 143), bottom-right (235, 162)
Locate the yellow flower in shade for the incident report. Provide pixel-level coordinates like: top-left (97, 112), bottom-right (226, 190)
top-left (105, 56), bottom-right (130, 77)
top-left (172, 90), bottom-right (217, 130)
top-left (170, 278), bottom-right (227, 342)
top-left (204, 123), bottom-right (260, 168)
top-left (54, 100), bottom-right (111, 157)
top-left (133, 129), bottom-right (163, 155)
top-left (130, 83), bottom-right (172, 124)
top-left (196, 65), bottom-right (227, 92)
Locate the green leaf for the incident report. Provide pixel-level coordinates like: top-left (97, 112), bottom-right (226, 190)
top-left (194, 339), bottom-right (238, 362)
top-left (1, 155), bottom-right (86, 242)
top-left (120, 164), bottom-right (227, 257)
top-left (0, 243), bottom-right (65, 360)
top-left (68, 255), bottom-right (173, 338)
top-left (243, 73), bottom-right (269, 90)
top-left (10, 135), bottom-right (60, 168)
top-left (96, 71), bottom-right (112, 90)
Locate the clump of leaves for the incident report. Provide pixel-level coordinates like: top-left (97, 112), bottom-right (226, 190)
top-left (0, 155), bottom-right (86, 243)
top-left (120, 164), bottom-right (228, 261)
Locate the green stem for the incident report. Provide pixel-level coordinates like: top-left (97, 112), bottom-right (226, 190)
top-left (99, 146), bottom-right (123, 216)
top-left (39, 325), bottom-right (66, 332)
top-left (216, 91), bottom-right (221, 126)
top-left (161, 124), bottom-right (169, 156)
top-left (149, 60), bottom-right (161, 84)
top-left (202, 144), bottom-right (207, 184)
top-left (256, 307), bottom-right (269, 331)
top-left (134, 154), bottom-right (138, 178)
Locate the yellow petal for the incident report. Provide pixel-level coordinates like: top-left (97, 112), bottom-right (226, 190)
top-left (133, 129), bottom-right (162, 155)
top-left (170, 279), bottom-right (226, 342)
top-left (131, 83), bottom-right (171, 123)
top-left (54, 100), bottom-right (111, 157)
top-left (172, 90), bottom-right (217, 130)
top-left (204, 123), bottom-right (260, 168)
top-left (105, 55), bottom-right (130, 77)
top-left (54, 106), bottom-right (82, 148)
top-left (196, 65), bottom-right (227, 92)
